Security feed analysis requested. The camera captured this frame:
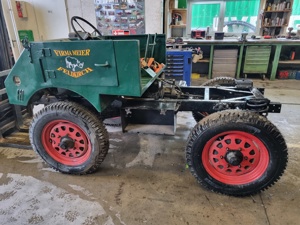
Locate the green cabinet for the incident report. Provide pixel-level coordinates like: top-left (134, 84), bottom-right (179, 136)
top-left (243, 46), bottom-right (271, 75)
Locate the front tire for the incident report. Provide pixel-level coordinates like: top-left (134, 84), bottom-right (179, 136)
top-left (186, 110), bottom-right (288, 196)
top-left (30, 101), bottom-right (109, 174)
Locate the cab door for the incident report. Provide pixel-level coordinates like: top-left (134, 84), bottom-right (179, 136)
top-left (41, 40), bottom-right (118, 87)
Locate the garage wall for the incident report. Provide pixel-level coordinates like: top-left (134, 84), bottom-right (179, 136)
top-left (1, 0), bottom-right (69, 59)
top-left (2, 0), bottom-right (163, 60)
top-left (66, 0), bottom-right (163, 34)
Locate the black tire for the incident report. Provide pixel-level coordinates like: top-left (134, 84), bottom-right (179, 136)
top-left (186, 109), bottom-right (288, 196)
top-left (192, 77), bottom-right (237, 122)
top-left (201, 76), bottom-right (236, 87)
top-left (29, 101), bottom-right (109, 174)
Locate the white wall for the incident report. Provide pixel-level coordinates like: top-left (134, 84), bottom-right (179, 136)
top-left (66, 0), bottom-right (96, 32)
top-left (66, 0), bottom-right (163, 34)
top-left (2, 0), bottom-right (69, 58)
top-left (2, 0), bottom-right (163, 60)
top-left (144, 0), bottom-right (163, 34)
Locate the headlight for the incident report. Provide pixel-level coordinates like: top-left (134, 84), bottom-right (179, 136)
top-left (13, 76), bottom-right (21, 86)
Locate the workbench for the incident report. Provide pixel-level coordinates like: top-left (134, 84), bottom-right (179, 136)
top-left (182, 38), bottom-right (300, 80)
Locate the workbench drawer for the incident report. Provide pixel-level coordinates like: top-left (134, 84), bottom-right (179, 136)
top-left (166, 65), bottom-right (184, 69)
top-left (213, 58), bottom-right (237, 64)
top-left (212, 49), bottom-right (238, 78)
top-left (213, 63), bottom-right (237, 73)
top-left (245, 51), bottom-right (271, 57)
top-left (244, 64), bottom-right (269, 73)
top-left (165, 71), bottom-right (184, 76)
top-left (214, 49), bottom-right (238, 58)
top-left (243, 46), bottom-right (271, 74)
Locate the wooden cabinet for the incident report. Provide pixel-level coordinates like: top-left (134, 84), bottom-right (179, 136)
top-left (168, 0), bottom-right (187, 37)
top-left (170, 9), bottom-right (187, 28)
top-left (169, 9), bottom-right (187, 37)
top-left (261, 0), bottom-right (293, 36)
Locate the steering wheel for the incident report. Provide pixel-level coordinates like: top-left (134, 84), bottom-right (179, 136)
top-left (71, 16), bottom-right (102, 40)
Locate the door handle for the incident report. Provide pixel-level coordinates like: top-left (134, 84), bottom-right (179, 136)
top-left (94, 61), bottom-right (109, 67)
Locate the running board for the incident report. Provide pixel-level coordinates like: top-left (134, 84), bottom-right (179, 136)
top-left (0, 130), bottom-right (31, 149)
top-left (121, 101), bottom-right (177, 135)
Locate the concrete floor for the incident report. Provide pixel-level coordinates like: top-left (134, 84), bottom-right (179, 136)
top-left (0, 78), bottom-right (299, 225)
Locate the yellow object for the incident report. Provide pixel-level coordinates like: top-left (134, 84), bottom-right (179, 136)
top-left (191, 73), bottom-right (200, 79)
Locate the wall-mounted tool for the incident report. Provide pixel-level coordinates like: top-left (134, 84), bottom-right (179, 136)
top-left (15, 1), bottom-right (28, 18)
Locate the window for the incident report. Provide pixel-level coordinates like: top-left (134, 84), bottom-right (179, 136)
top-left (191, 2), bottom-right (221, 31)
top-left (288, 1), bottom-right (300, 32)
top-left (188, 0), bottom-right (260, 36)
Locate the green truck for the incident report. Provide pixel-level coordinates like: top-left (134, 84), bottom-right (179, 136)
top-left (4, 17), bottom-right (288, 196)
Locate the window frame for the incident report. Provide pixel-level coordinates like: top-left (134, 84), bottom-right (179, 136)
top-left (187, 0), bottom-right (261, 38)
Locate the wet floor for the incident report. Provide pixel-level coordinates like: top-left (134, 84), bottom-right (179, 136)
top-left (0, 78), bottom-right (299, 225)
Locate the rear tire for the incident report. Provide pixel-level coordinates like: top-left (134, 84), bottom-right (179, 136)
top-left (30, 101), bottom-right (109, 174)
top-left (192, 77), bottom-right (237, 122)
top-left (201, 76), bottom-right (236, 87)
top-left (186, 109), bottom-right (288, 196)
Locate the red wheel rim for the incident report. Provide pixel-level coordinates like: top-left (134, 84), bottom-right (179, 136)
top-left (42, 120), bottom-right (91, 166)
top-left (202, 131), bottom-right (269, 185)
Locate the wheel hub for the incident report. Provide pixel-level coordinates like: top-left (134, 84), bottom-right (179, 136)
top-left (42, 120), bottom-right (91, 165)
top-left (59, 136), bottom-right (75, 150)
top-left (202, 131), bottom-right (270, 185)
top-left (225, 150), bottom-right (243, 166)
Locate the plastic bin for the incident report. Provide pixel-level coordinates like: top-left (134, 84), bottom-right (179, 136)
top-left (296, 71), bottom-right (300, 80)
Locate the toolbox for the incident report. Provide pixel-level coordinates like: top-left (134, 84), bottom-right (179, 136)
top-left (243, 46), bottom-right (271, 74)
top-left (165, 50), bottom-right (192, 85)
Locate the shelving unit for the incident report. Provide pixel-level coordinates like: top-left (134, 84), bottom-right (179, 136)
top-left (279, 60), bottom-right (300, 64)
top-left (168, 0), bottom-right (187, 37)
top-left (261, 0), bottom-right (294, 36)
top-left (276, 45), bottom-right (300, 79)
top-left (184, 39), bottom-right (300, 80)
top-left (169, 9), bottom-right (187, 37)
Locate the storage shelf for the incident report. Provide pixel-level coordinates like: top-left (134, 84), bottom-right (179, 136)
top-left (198, 58), bottom-right (210, 63)
top-left (262, 25), bottom-right (288, 28)
top-left (264, 10), bottom-right (291, 13)
top-left (278, 60), bottom-right (300, 64)
top-left (170, 25), bottom-right (186, 28)
top-left (170, 8), bottom-right (187, 37)
top-left (261, 0), bottom-right (294, 37)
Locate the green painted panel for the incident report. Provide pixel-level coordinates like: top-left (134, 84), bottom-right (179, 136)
top-left (18, 30), bottom-right (34, 42)
top-left (191, 3), bottom-right (220, 29)
top-left (191, 0), bottom-right (260, 31)
top-left (292, 1), bottom-right (300, 16)
top-left (291, 1), bottom-right (300, 30)
top-left (5, 34), bottom-right (166, 111)
top-left (244, 64), bottom-right (269, 73)
top-left (40, 40), bottom-right (118, 87)
top-left (178, 0), bottom-right (187, 9)
top-left (244, 46), bottom-right (271, 74)
top-left (225, 0), bottom-right (260, 18)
